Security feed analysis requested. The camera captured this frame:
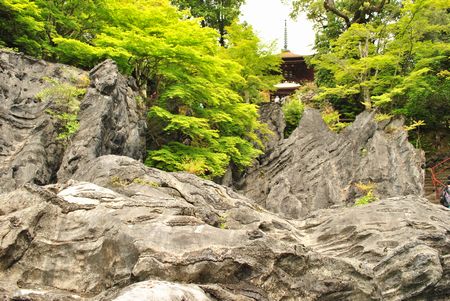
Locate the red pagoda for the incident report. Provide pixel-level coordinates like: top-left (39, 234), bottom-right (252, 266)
top-left (272, 20), bottom-right (314, 101)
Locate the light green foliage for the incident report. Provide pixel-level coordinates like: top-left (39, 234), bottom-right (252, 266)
top-left (110, 176), bottom-right (159, 187)
top-left (404, 120), bottom-right (426, 132)
top-left (221, 22), bottom-right (281, 103)
top-left (374, 113), bottom-right (392, 123)
top-left (218, 214), bottom-right (227, 229)
top-left (37, 80), bottom-right (85, 140)
top-left (1, 0), bottom-right (280, 178)
top-left (321, 106), bottom-right (350, 132)
top-left (295, 0), bottom-right (449, 133)
top-left (354, 190), bottom-right (378, 206)
top-left (146, 142), bottom-right (230, 178)
top-left (132, 178), bottom-right (160, 187)
top-left (0, 0), bottom-right (45, 55)
top-left (354, 182), bottom-right (378, 206)
top-left (282, 97), bottom-right (305, 137)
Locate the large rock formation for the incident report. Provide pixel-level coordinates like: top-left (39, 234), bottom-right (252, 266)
top-left (0, 50), bottom-right (146, 193)
top-left (57, 60), bottom-right (147, 182)
top-left (0, 50), bottom-right (85, 192)
top-left (238, 109), bottom-right (425, 219)
top-left (0, 155), bottom-right (448, 300)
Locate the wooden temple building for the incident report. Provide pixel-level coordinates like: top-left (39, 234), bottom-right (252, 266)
top-left (272, 21), bottom-right (314, 101)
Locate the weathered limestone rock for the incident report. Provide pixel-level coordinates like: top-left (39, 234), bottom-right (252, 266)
top-left (0, 50), bottom-right (85, 192)
top-left (0, 155), bottom-right (448, 301)
top-left (0, 51), bottom-right (146, 193)
top-left (238, 109), bottom-right (425, 219)
top-left (258, 102), bottom-right (285, 153)
top-left (57, 60), bottom-right (146, 181)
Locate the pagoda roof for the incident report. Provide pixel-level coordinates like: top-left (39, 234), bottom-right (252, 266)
top-left (274, 81), bottom-right (301, 89)
top-left (280, 50), bottom-right (307, 59)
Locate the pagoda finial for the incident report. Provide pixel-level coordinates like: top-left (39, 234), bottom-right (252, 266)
top-left (283, 19), bottom-right (288, 51)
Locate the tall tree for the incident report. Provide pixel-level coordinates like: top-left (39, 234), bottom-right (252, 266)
top-left (308, 0), bottom-right (449, 127)
top-left (53, 0), bottom-right (266, 178)
top-left (289, 0), bottom-right (399, 30)
top-left (170, 0), bottom-right (245, 46)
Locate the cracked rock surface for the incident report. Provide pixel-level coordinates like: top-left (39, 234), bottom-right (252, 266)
top-left (0, 50), bottom-right (85, 192)
top-left (238, 109), bottom-right (425, 219)
top-left (0, 155), bottom-right (448, 300)
top-left (0, 51), bottom-right (146, 193)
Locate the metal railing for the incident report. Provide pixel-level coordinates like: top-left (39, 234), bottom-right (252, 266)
top-left (431, 157), bottom-right (450, 200)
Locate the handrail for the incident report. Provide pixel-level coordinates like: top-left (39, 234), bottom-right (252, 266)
top-left (430, 157), bottom-right (450, 200)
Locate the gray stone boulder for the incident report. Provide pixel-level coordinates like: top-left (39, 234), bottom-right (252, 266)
top-left (0, 155), bottom-right (448, 301)
top-left (57, 60), bottom-right (147, 181)
top-left (0, 50), bottom-right (86, 192)
top-left (238, 109), bottom-right (425, 219)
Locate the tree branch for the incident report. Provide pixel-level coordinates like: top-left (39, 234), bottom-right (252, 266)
top-left (323, 0), bottom-right (351, 28)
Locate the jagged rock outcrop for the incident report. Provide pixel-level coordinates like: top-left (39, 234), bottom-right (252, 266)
top-left (0, 50), bottom-right (86, 192)
top-left (57, 59), bottom-right (147, 181)
top-left (258, 102), bottom-right (285, 153)
top-left (0, 155), bottom-right (448, 301)
top-left (238, 109), bottom-right (425, 219)
top-left (0, 51), bottom-right (147, 193)
top-left (219, 102), bottom-right (285, 186)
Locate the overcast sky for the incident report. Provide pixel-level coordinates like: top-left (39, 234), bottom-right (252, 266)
top-left (240, 0), bottom-right (315, 55)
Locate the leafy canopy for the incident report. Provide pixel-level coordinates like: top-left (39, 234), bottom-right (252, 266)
top-left (288, 0), bottom-right (449, 129)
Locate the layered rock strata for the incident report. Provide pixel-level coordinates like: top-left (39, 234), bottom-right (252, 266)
top-left (0, 50), bottom-right (85, 192)
top-left (239, 109), bottom-right (425, 219)
top-left (0, 51), bottom-right (146, 193)
top-left (0, 155), bottom-right (448, 300)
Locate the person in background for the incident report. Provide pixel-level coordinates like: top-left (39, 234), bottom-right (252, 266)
top-left (440, 176), bottom-right (450, 208)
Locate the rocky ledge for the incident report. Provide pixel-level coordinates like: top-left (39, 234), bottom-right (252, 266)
top-left (238, 108), bottom-right (425, 219)
top-left (0, 155), bottom-right (449, 300)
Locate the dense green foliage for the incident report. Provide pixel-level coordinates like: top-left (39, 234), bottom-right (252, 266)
top-left (0, 0), bottom-right (44, 54)
top-left (170, 0), bottom-right (245, 46)
top-left (290, 0), bottom-right (449, 131)
top-left (0, 0), bottom-right (279, 178)
top-left (282, 97), bottom-right (304, 137)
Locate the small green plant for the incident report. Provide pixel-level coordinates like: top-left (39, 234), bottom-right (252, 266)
top-left (37, 80), bottom-right (85, 141)
top-left (354, 182), bottom-right (378, 206)
top-left (46, 111), bottom-right (80, 140)
top-left (374, 113), bottom-right (392, 122)
top-left (74, 74), bottom-right (90, 88)
top-left (111, 176), bottom-right (160, 188)
top-left (404, 120), bottom-right (426, 131)
top-left (282, 97), bottom-right (305, 137)
top-left (110, 176), bottom-right (130, 187)
top-left (321, 106), bottom-right (350, 133)
top-left (134, 95), bottom-right (146, 111)
top-left (359, 147), bottom-right (368, 157)
top-left (218, 214), bottom-right (227, 229)
top-left (132, 177), bottom-right (159, 187)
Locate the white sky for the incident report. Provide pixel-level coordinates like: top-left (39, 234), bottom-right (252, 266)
top-left (240, 0), bottom-right (316, 55)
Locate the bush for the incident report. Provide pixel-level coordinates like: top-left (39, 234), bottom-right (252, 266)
top-left (36, 80), bottom-right (85, 140)
top-left (354, 182), bottom-right (378, 206)
top-left (321, 106), bottom-right (350, 133)
top-left (282, 97), bottom-right (305, 137)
